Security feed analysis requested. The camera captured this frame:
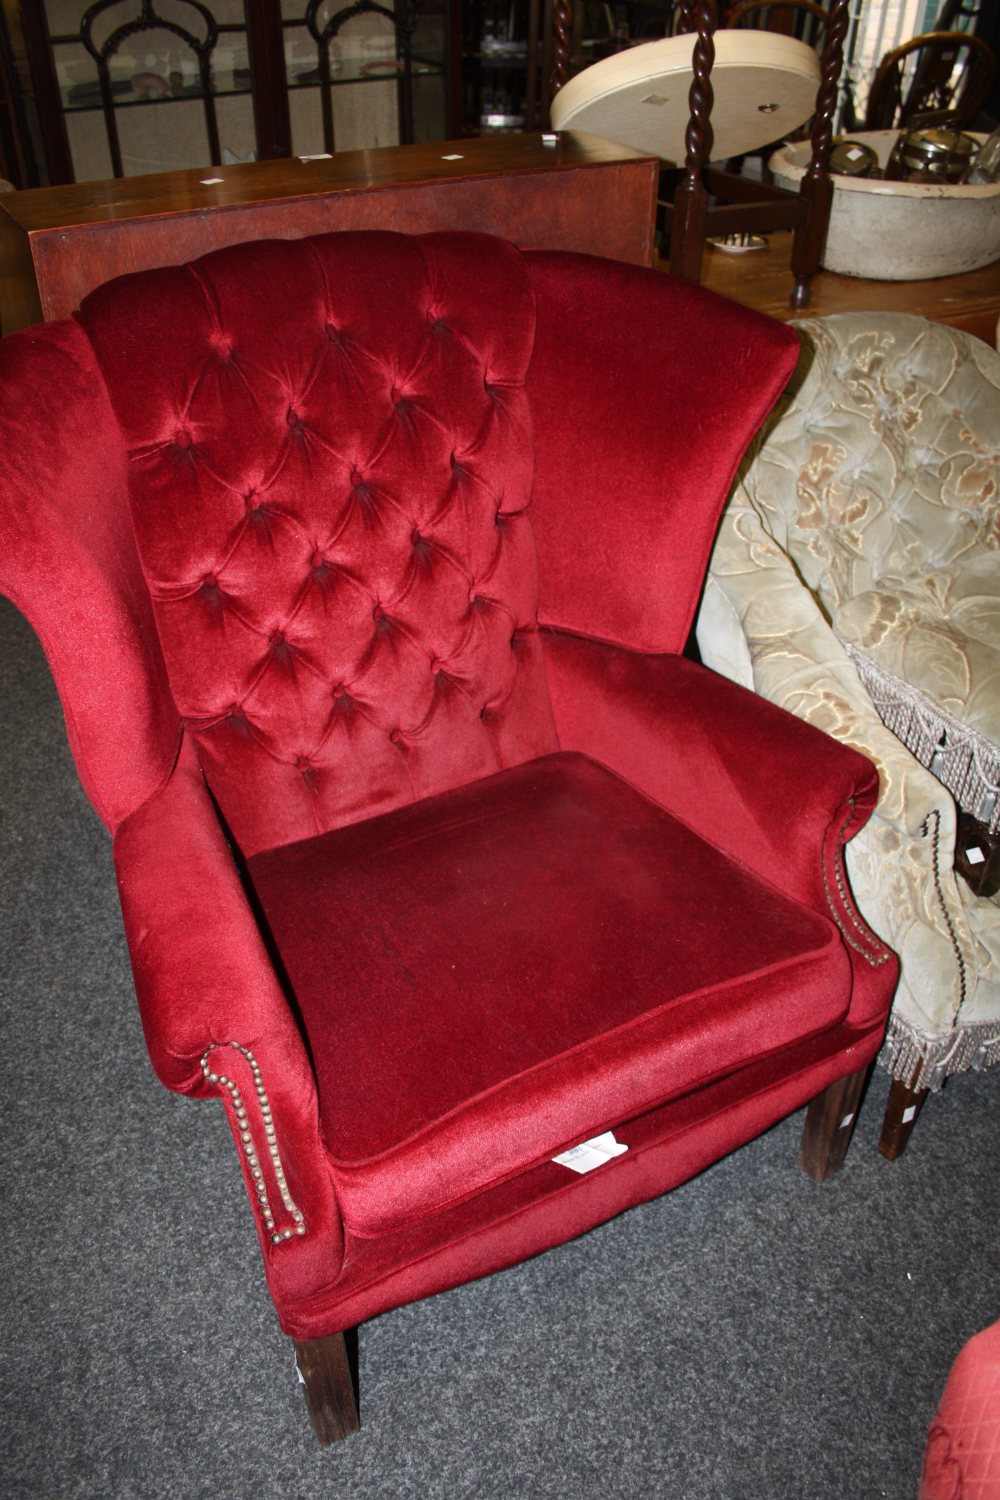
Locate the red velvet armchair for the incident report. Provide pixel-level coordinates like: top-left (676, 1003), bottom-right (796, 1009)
top-left (0, 230), bottom-right (897, 1443)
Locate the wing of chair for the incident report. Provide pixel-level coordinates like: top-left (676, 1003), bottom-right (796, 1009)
top-left (697, 311), bottom-right (1000, 1164)
top-left (0, 232), bottom-right (897, 1443)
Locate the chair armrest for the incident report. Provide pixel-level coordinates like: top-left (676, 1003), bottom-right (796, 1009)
top-left (113, 735), bottom-right (342, 1293)
top-left (699, 494), bottom-right (965, 842)
top-left (697, 495), bottom-right (988, 1037)
top-left (541, 628), bottom-right (896, 1027)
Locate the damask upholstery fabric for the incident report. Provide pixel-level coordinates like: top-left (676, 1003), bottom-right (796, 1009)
top-left (697, 313), bottom-right (1000, 1093)
top-left (0, 232), bottom-right (898, 1344)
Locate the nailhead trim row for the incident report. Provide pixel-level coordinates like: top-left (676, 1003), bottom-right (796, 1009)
top-left (200, 1041), bottom-right (306, 1245)
top-left (921, 808), bottom-right (969, 1009)
top-left (823, 800), bottom-right (894, 968)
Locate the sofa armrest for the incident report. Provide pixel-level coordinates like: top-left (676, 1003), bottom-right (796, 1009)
top-left (113, 735), bottom-right (342, 1294)
top-left (542, 628), bottom-right (896, 1028)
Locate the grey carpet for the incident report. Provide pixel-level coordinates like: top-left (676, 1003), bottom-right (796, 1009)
top-left (1, 592), bottom-right (997, 1500)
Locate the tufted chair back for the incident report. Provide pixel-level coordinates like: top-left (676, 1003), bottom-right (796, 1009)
top-left (79, 233), bottom-right (558, 855)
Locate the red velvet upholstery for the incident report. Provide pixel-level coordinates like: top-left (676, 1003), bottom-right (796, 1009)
top-left (0, 230), bottom-right (898, 1401)
top-left (250, 751), bottom-right (849, 1235)
top-left (79, 232), bottom-right (557, 856)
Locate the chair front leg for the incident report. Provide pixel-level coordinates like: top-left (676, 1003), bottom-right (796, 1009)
top-left (878, 1077), bottom-right (930, 1162)
top-left (294, 1331), bottom-right (360, 1443)
top-left (798, 1065), bottom-right (870, 1182)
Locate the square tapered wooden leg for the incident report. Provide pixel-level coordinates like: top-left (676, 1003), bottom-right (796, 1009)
top-left (799, 1066), bottom-right (870, 1182)
top-left (293, 1331), bottom-right (360, 1443)
top-left (878, 1077), bottom-right (930, 1161)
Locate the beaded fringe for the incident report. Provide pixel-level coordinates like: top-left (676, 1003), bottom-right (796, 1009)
top-left (842, 642), bottom-right (1000, 832)
top-left (878, 1011), bottom-right (1000, 1093)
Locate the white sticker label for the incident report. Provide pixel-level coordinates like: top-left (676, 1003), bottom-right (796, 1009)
top-left (967, 846), bottom-right (986, 865)
top-left (553, 1130), bottom-right (628, 1174)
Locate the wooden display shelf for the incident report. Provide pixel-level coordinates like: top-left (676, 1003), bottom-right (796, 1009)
top-left (697, 231), bottom-right (1000, 346)
top-left (0, 131), bottom-right (659, 334)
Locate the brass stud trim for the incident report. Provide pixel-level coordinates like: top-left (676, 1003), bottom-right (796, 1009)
top-left (201, 1041), bottom-right (307, 1246)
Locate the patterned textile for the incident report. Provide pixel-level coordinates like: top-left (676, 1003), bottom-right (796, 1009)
top-left (920, 1318), bottom-right (1000, 1500)
top-left (697, 312), bottom-right (1000, 1092)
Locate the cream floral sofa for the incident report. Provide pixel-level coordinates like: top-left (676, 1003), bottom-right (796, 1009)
top-left (697, 312), bottom-right (1000, 1157)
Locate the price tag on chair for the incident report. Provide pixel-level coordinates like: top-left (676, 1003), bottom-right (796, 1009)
top-left (553, 1131), bottom-right (629, 1174)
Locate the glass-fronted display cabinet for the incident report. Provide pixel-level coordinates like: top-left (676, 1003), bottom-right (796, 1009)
top-left (15, 0), bottom-right (452, 183)
top-left (281, 0), bottom-right (448, 157)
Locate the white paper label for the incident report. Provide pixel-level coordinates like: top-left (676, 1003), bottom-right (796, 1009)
top-left (967, 846), bottom-right (986, 865)
top-left (553, 1130), bottom-right (628, 1174)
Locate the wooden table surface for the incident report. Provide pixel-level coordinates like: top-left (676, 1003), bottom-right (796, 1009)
top-left (696, 231), bottom-right (1000, 345)
top-left (0, 132), bottom-right (659, 333)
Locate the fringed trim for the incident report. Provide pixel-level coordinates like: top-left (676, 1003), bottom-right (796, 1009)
top-left (841, 641), bottom-right (1000, 832)
top-left (878, 1011), bottom-right (1000, 1093)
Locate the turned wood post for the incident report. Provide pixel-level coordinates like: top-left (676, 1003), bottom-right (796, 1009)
top-left (669, 0), bottom-right (718, 282)
top-left (789, 0), bottom-right (849, 309)
top-left (550, 0), bottom-right (573, 97)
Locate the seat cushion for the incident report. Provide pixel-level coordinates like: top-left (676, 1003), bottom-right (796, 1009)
top-left (249, 752), bottom-right (850, 1235)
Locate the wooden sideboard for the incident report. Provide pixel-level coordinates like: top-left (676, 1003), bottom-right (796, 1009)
top-left (698, 231), bottom-right (1000, 346)
top-left (0, 131), bottom-right (659, 334)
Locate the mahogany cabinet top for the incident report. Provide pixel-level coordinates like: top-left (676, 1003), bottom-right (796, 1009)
top-left (0, 132), bottom-right (660, 332)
